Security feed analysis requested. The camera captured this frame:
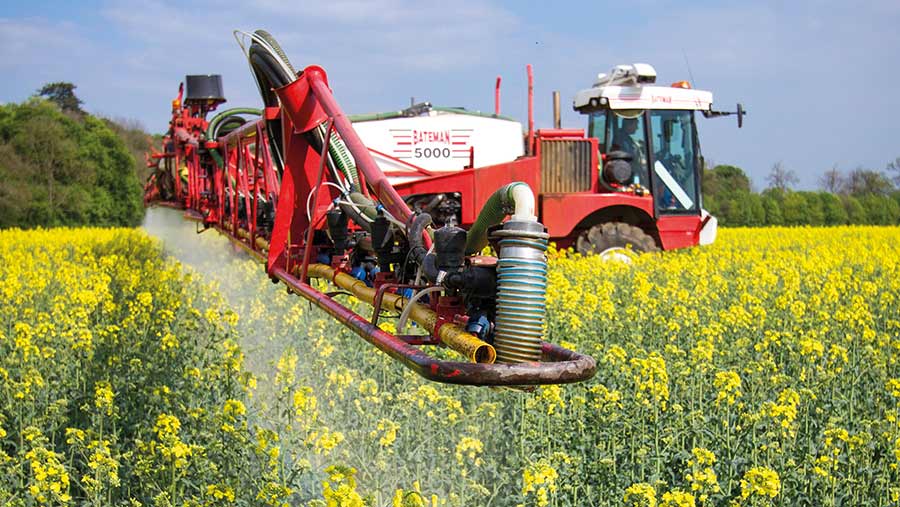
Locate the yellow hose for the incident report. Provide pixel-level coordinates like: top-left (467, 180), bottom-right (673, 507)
top-left (226, 223), bottom-right (270, 252)
top-left (306, 263), bottom-right (496, 364)
top-left (216, 225), bottom-right (492, 363)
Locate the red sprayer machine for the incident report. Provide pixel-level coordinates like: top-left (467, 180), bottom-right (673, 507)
top-left (144, 30), bottom-right (596, 386)
top-left (145, 30), bottom-right (744, 385)
top-left (350, 63), bottom-right (745, 258)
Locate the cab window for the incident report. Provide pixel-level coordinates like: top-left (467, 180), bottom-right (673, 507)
top-left (588, 112), bottom-right (607, 152)
top-left (649, 110), bottom-right (699, 213)
top-left (607, 111), bottom-right (650, 187)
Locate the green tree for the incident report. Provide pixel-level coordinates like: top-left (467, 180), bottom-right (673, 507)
top-left (0, 143), bottom-right (32, 228)
top-left (819, 166), bottom-right (845, 194)
top-left (797, 192), bottom-right (825, 226)
top-left (888, 157), bottom-right (900, 186)
top-left (762, 194), bottom-right (783, 225)
top-left (11, 115), bottom-right (84, 225)
top-left (703, 164), bottom-right (751, 197)
top-left (750, 193), bottom-right (766, 226)
top-left (842, 195), bottom-right (866, 224)
top-left (819, 192), bottom-right (848, 225)
top-left (0, 99), bottom-right (144, 228)
top-left (782, 191), bottom-right (808, 226)
top-left (703, 164), bottom-right (753, 226)
top-left (702, 194), bottom-right (721, 219)
top-left (37, 82), bottom-right (84, 114)
top-left (858, 194), bottom-right (900, 225)
top-left (104, 117), bottom-right (156, 181)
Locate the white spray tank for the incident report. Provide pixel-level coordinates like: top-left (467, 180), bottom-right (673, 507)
top-left (350, 103), bottom-right (524, 185)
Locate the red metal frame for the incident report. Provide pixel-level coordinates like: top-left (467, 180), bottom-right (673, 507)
top-left (494, 76), bottom-right (501, 115)
top-left (144, 64), bottom-right (596, 386)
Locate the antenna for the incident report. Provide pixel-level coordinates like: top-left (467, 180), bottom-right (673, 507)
top-left (681, 49), bottom-right (697, 86)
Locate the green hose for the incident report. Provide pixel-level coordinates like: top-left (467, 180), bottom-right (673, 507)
top-left (319, 124), bottom-right (360, 192)
top-left (210, 150), bottom-right (224, 169)
top-left (347, 111), bottom-right (407, 122)
top-left (464, 182), bottom-right (530, 255)
top-left (206, 108), bottom-right (262, 139)
top-left (431, 106), bottom-right (517, 122)
top-left (348, 107), bottom-right (516, 123)
top-left (349, 192), bottom-right (378, 220)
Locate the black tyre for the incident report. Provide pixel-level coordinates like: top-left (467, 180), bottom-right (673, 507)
top-left (575, 222), bottom-right (658, 258)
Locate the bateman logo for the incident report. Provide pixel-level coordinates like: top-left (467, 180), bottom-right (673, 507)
top-left (390, 128), bottom-right (473, 160)
top-left (412, 130), bottom-right (452, 144)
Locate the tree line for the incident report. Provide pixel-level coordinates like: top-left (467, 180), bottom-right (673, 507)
top-left (703, 161), bottom-right (900, 227)
top-left (0, 83), bottom-right (149, 229)
top-left (2, 82), bottom-right (898, 230)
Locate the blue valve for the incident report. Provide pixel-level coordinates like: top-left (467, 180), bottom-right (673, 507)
top-left (465, 313), bottom-right (492, 341)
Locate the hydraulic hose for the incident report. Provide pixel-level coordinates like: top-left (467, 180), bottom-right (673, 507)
top-left (397, 286), bottom-right (444, 334)
top-left (407, 213), bottom-right (433, 264)
top-left (349, 192), bottom-right (378, 220)
top-left (247, 35), bottom-right (292, 175)
top-left (206, 109), bottom-right (261, 173)
top-left (338, 201), bottom-right (373, 233)
top-left (249, 49), bottom-right (290, 89)
top-left (464, 182), bottom-right (537, 255)
top-left (215, 117), bottom-right (246, 137)
top-left (246, 31), bottom-right (361, 195)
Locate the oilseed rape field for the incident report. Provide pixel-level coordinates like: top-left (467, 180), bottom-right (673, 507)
top-left (2, 215), bottom-right (900, 506)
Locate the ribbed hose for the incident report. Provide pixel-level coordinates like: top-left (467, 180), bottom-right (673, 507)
top-left (464, 182), bottom-right (533, 255)
top-left (254, 29), bottom-right (296, 75)
top-left (318, 123), bottom-right (360, 192)
top-left (491, 221), bottom-right (549, 363)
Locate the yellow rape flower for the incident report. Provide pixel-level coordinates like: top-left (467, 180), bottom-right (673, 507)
top-left (624, 482), bottom-right (657, 507)
top-left (739, 467), bottom-right (780, 500)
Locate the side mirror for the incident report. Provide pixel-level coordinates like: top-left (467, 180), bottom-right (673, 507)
top-left (701, 103), bottom-right (748, 128)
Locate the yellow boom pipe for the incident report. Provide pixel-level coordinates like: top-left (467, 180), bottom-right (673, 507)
top-left (305, 263), bottom-right (496, 364)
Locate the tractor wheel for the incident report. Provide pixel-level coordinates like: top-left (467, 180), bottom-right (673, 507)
top-left (575, 222), bottom-right (659, 260)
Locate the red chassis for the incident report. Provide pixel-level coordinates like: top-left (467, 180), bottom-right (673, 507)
top-left (392, 129), bottom-right (704, 252)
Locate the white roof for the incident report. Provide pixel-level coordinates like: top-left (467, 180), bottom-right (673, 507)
top-left (574, 84), bottom-right (713, 112)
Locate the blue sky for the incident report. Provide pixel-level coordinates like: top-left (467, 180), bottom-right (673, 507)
top-left (2, 0), bottom-right (898, 189)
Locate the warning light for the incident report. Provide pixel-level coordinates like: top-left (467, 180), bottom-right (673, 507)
top-left (671, 81), bottom-right (692, 89)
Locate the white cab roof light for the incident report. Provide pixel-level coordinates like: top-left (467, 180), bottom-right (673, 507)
top-left (574, 63), bottom-right (713, 112)
top-left (594, 63), bottom-right (657, 87)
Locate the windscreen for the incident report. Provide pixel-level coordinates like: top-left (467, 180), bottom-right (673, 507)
top-left (649, 110), bottom-right (699, 212)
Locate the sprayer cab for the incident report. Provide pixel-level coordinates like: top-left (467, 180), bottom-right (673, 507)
top-left (568, 64), bottom-right (744, 240)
